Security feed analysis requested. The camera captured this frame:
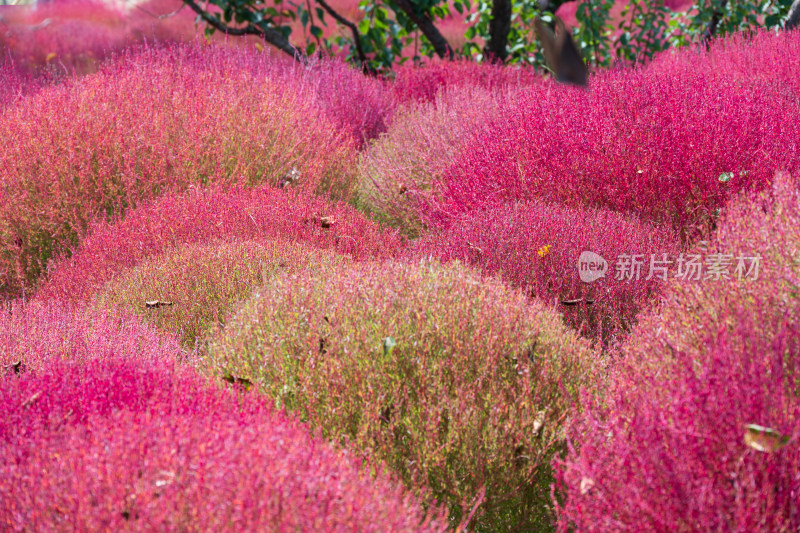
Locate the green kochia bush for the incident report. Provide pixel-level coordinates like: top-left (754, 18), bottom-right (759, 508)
top-left (94, 240), bottom-right (345, 349)
top-left (209, 259), bottom-right (599, 531)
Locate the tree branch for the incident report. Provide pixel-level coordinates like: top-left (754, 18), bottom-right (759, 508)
top-left (181, 0), bottom-right (305, 61)
top-left (701, 0), bottom-right (728, 46)
top-left (315, 0), bottom-right (374, 73)
top-left (392, 0), bottom-right (454, 59)
top-left (485, 0), bottom-right (511, 62)
top-left (786, 0), bottom-right (800, 31)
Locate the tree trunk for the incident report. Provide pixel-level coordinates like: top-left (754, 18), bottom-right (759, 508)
top-left (485, 0), bottom-right (512, 62)
top-left (393, 0), bottom-right (454, 59)
top-left (182, 0), bottom-right (304, 61)
top-left (786, 0), bottom-right (800, 31)
top-left (701, 0), bottom-right (728, 46)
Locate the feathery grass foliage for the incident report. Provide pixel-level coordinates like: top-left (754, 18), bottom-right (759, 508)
top-left (363, 32), bottom-right (800, 238)
top-left (0, 42), bottom-right (362, 299)
top-left (554, 172), bottom-right (800, 531)
top-left (390, 59), bottom-right (543, 105)
top-left (434, 69), bottom-right (800, 236)
top-left (94, 239), bottom-right (346, 348)
top-left (0, 0), bottom-right (132, 75)
top-left (0, 302), bottom-right (447, 531)
top-left (417, 200), bottom-right (680, 342)
top-left (38, 185), bottom-right (403, 303)
top-left (360, 86), bottom-right (516, 236)
top-left (0, 59), bottom-right (47, 109)
top-left (649, 29), bottom-right (800, 98)
top-left (209, 258), bottom-right (599, 531)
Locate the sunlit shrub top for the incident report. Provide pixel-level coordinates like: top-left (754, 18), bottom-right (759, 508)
top-left (360, 85), bottom-right (517, 236)
top-left (390, 59), bottom-right (543, 105)
top-left (94, 239), bottom-right (346, 348)
top-left (0, 42), bottom-right (363, 298)
top-left (435, 69), bottom-right (799, 236)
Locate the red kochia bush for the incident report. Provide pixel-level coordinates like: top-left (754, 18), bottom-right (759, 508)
top-left (0, 0), bottom-right (132, 74)
top-left (429, 62), bottom-right (800, 236)
top-left (0, 59), bottom-right (46, 108)
top-left (390, 59), bottom-right (542, 105)
top-left (554, 173), bottom-right (800, 532)
top-left (0, 303), bottom-right (447, 532)
top-left (417, 200), bottom-right (679, 341)
top-left (38, 186), bottom-right (403, 303)
top-left (649, 29), bottom-right (800, 99)
top-left (0, 41), bottom-right (360, 298)
top-left (360, 85), bottom-right (519, 236)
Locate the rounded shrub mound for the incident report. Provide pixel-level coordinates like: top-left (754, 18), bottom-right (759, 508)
top-left (38, 185), bottom-right (403, 304)
top-left (94, 239), bottom-right (346, 348)
top-left (208, 259), bottom-right (599, 531)
top-left (0, 303), bottom-right (447, 532)
top-left (390, 59), bottom-right (542, 106)
top-left (417, 200), bottom-right (680, 342)
top-left (0, 41), bottom-right (359, 298)
top-left (359, 85), bottom-right (516, 237)
top-left (427, 65), bottom-right (800, 237)
top-left (554, 173), bottom-right (800, 532)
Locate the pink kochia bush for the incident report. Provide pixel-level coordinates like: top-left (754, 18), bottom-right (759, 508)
top-left (649, 29), bottom-right (800, 100)
top-left (0, 303), bottom-right (447, 531)
top-left (418, 200), bottom-right (680, 341)
top-left (38, 185), bottom-right (403, 303)
top-left (424, 60), bottom-right (800, 236)
top-left (301, 59), bottom-right (393, 147)
top-left (360, 85), bottom-right (518, 236)
top-left (0, 42), bottom-right (361, 298)
top-left (0, 0), bottom-right (133, 75)
top-left (0, 59), bottom-right (46, 108)
top-left (554, 173), bottom-right (800, 532)
top-left (390, 59), bottom-right (542, 105)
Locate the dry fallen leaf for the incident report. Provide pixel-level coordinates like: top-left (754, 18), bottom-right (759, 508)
top-left (145, 300), bottom-right (173, 309)
top-left (5, 360), bottom-right (24, 375)
top-left (580, 477), bottom-right (595, 495)
top-left (532, 409), bottom-right (547, 437)
top-left (222, 374), bottom-right (253, 391)
top-left (744, 424), bottom-right (790, 453)
top-left (22, 391), bottom-right (42, 409)
top-left (320, 216), bottom-right (335, 229)
top-left (560, 297), bottom-right (596, 306)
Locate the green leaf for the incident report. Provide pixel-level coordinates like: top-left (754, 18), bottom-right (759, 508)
top-left (718, 172), bottom-right (733, 183)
